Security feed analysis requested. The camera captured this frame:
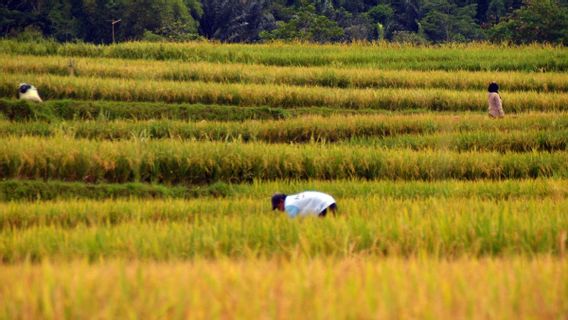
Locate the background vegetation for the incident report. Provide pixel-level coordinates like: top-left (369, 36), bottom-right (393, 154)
top-left (2, 0), bottom-right (568, 44)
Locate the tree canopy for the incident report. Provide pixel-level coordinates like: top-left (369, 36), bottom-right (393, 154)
top-left (1, 0), bottom-right (567, 44)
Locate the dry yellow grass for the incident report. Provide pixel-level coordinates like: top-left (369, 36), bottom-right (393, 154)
top-left (0, 257), bottom-right (566, 319)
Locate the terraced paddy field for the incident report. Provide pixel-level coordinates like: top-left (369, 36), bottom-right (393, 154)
top-left (0, 40), bottom-right (567, 319)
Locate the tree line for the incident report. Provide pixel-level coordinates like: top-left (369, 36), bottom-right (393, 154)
top-left (1, 0), bottom-right (567, 44)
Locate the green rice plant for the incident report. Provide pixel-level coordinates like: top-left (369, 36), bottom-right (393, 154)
top-left (3, 54), bottom-right (568, 91)
top-left (5, 98), bottom-right (567, 124)
top-left (348, 130), bottom-right (568, 152)
top-left (1, 117), bottom-right (567, 152)
top-left (1, 178), bottom-right (565, 202)
top-left (0, 179), bottom-right (221, 201)
top-left (233, 178), bottom-right (568, 200)
top-left (1, 40), bottom-right (566, 71)
top-left (0, 99), bottom-right (423, 122)
top-left (0, 99), bottom-right (290, 122)
top-left (0, 197), bottom-right (566, 259)
top-left (2, 74), bottom-right (568, 111)
top-left (0, 137), bottom-right (567, 183)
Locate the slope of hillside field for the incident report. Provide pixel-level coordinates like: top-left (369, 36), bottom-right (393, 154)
top-left (1, 41), bottom-right (567, 319)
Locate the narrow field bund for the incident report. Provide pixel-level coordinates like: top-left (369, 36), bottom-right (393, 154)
top-left (4, 54), bottom-right (568, 92)
top-left (1, 137), bottom-right (568, 183)
top-left (0, 198), bottom-right (566, 259)
top-left (0, 99), bottom-right (292, 121)
top-left (4, 74), bottom-right (568, 111)
top-left (0, 99), bottom-right (432, 122)
top-left (1, 257), bottom-right (566, 319)
top-left (1, 179), bottom-right (566, 201)
top-left (1, 40), bottom-right (567, 71)
top-left (3, 99), bottom-right (566, 124)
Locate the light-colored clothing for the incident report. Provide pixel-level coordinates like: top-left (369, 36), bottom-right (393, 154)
top-left (284, 191), bottom-right (336, 218)
top-left (488, 92), bottom-right (504, 117)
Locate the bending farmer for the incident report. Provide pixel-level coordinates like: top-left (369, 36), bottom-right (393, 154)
top-left (271, 191), bottom-right (337, 218)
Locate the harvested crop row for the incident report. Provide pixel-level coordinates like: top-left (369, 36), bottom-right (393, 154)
top-left (1, 40), bottom-right (566, 71)
top-left (3, 54), bottom-right (568, 92)
top-left (3, 74), bottom-right (568, 111)
top-left (2, 120), bottom-right (567, 152)
top-left (1, 137), bottom-right (567, 183)
top-left (2, 178), bottom-right (566, 202)
top-left (0, 198), bottom-right (566, 259)
top-left (1, 258), bottom-right (566, 319)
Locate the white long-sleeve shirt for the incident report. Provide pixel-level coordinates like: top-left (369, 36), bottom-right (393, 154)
top-left (284, 191), bottom-right (336, 218)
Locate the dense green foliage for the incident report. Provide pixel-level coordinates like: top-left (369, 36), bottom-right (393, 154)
top-left (1, 197), bottom-right (567, 260)
top-left (2, 0), bottom-right (568, 44)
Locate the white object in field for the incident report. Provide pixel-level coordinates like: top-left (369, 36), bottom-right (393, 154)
top-left (284, 191), bottom-right (336, 217)
top-left (18, 83), bottom-right (43, 102)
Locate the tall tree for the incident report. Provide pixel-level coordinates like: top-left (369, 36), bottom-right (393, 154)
top-left (489, 0), bottom-right (568, 44)
top-left (391, 0), bottom-right (423, 32)
top-left (366, 3), bottom-right (395, 39)
top-left (420, 0), bottom-right (482, 42)
top-left (120, 0), bottom-right (198, 41)
top-left (199, 0), bottom-right (274, 42)
top-left (47, 0), bottom-right (81, 41)
top-left (475, 0), bottom-right (489, 22)
top-left (487, 0), bottom-right (506, 23)
top-left (260, 4), bottom-right (344, 42)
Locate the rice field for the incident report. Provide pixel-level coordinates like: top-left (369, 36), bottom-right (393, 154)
top-left (4, 54), bottom-right (568, 91)
top-left (1, 40), bottom-right (567, 319)
top-left (4, 73), bottom-right (568, 111)
top-left (1, 40), bottom-right (567, 70)
top-left (1, 258), bottom-right (566, 319)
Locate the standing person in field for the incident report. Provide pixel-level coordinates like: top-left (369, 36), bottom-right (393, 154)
top-left (488, 82), bottom-right (504, 118)
top-left (272, 191), bottom-right (337, 218)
